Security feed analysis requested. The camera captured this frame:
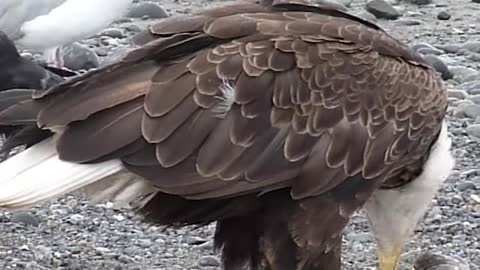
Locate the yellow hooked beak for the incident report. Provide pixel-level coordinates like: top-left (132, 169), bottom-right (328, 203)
top-left (377, 244), bottom-right (402, 270)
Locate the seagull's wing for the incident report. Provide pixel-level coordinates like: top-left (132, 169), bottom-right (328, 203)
top-left (0, 0), bottom-right (25, 38)
top-left (0, 0), bottom-right (17, 18)
top-left (16, 0), bottom-right (132, 50)
top-left (0, 0), bottom-right (66, 39)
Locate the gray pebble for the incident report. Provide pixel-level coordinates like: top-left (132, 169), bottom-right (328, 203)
top-left (33, 245), bottom-right (53, 261)
top-left (118, 254), bottom-right (134, 264)
top-left (101, 28), bottom-right (125, 39)
top-left (65, 198), bottom-right (79, 208)
top-left (437, 11), bottom-right (452, 20)
top-left (417, 47), bottom-right (445, 55)
top-left (461, 41), bottom-right (480, 53)
top-left (448, 66), bottom-right (478, 83)
top-left (346, 232), bottom-right (371, 242)
top-left (10, 212), bottom-right (39, 227)
top-left (95, 247), bottom-right (111, 255)
top-left (422, 55), bottom-right (453, 80)
top-left (365, 0), bottom-right (401, 20)
top-left (127, 3), bottom-right (168, 19)
top-left (412, 42), bottom-right (438, 51)
top-left (466, 124), bottom-right (480, 139)
top-left (70, 246), bottom-right (82, 255)
top-left (465, 51), bottom-right (480, 62)
top-left (125, 24), bottom-right (142, 33)
top-left (458, 182), bottom-right (476, 192)
top-left (154, 238), bottom-right (166, 245)
top-left (448, 89), bottom-right (469, 99)
top-left (406, 0), bottom-right (432, 4)
top-left (123, 246), bottom-right (138, 256)
top-left (468, 94), bottom-right (480, 104)
top-left (313, 0), bottom-right (349, 11)
top-left (94, 47), bottom-right (109, 57)
top-left (450, 127), bottom-right (465, 136)
top-left (436, 44), bottom-right (462, 54)
top-left (463, 104), bottom-right (480, 119)
top-left (62, 43), bottom-right (100, 71)
top-left (412, 43), bottom-right (444, 54)
top-left (395, 19), bottom-right (422, 25)
top-left (452, 100), bottom-right (474, 118)
top-left (458, 80), bottom-right (480, 94)
top-left (406, 10), bottom-right (425, 17)
top-left (69, 214), bottom-right (85, 224)
top-left (137, 239), bottom-right (152, 248)
top-left (198, 256), bottom-right (221, 267)
top-left (185, 236), bottom-right (207, 245)
top-left (354, 10), bottom-right (378, 22)
top-left (338, 0), bottom-right (353, 7)
top-left (463, 74), bottom-right (480, 83)
top-left (100, 36), bottom-right (120, 46)
top-left (192, 241), bottom-right (214, 251)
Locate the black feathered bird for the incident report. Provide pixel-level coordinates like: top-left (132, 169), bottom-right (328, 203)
top-left (0, 30), bottom-right (76, 158)
top-left (0, 1), bottom-right (455, 270)
top-left (0, 31), bottom-right (66, 91)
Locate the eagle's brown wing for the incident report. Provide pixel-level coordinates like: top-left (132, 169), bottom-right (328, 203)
top-left (26, 0), bottom-right (447, 201)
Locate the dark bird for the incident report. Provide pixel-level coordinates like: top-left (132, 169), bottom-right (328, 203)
top-left (0, 1), bottom-right (455, 270)
top-left (0, 30), bottom-right (76, 159)
top-left (0, 31), bottom-right (66, 91)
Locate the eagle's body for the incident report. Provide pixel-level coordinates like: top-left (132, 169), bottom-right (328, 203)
top-left (0, 1), bottom-right (454, 269)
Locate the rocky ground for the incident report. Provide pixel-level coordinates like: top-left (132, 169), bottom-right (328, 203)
top-left (1, 0), bottom-right (480, 269)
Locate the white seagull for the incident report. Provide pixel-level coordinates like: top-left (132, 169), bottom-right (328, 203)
top-left (0, 0), bottom-right (133, 67)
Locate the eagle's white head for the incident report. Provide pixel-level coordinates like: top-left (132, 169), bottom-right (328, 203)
top-left (364, 122), bottom-right (455, 270)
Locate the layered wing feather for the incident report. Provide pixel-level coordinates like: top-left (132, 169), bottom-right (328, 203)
top-left (3, 0), bottom-right (447, 201)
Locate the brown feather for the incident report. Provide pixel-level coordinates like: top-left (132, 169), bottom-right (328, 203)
top-left (122, 143), bottom-right (158, 166)
top-left (197, 111), bottom-right (247, 177)
top-left (245, 128), bottom-right (304, 182)
top-left (37, 62), bottom-right (157, 128)
top-left (144, 72), bottom-right (197, 117)
top-left (56, 97), bottom-right (144, 163)
top-left (236, 70), bottom-right (275, 104)
top-left (155, 110), bottom-right (218, 167)
top-left (142, 94), bottom-right (198, 143)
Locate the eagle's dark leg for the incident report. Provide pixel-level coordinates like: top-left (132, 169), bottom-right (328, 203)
top-left (259, 191), bottom-right (343, 270)
top-left (260, 234), bottom-right (341, 270)
top-left (215, 216), bottom-right (262, 270)
top-left (260, 199), bottom-right (298, 270)
top-left (294, 238), bottom-right (342, 270)
top-left (214, 202), bottom-right (343, 270)
top-left (213, 174), bottom-right (377, 270)
top-left (258, 174), bottom-right (378, 270)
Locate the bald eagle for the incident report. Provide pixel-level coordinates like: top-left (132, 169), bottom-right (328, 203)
top-left (0, 0), bottom-right (454, 269)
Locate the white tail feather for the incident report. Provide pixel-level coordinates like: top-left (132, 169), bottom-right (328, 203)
top-left (80, 171), bottom-right (157, 209)
top-left (0, 137), bottom-right (124, 210)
